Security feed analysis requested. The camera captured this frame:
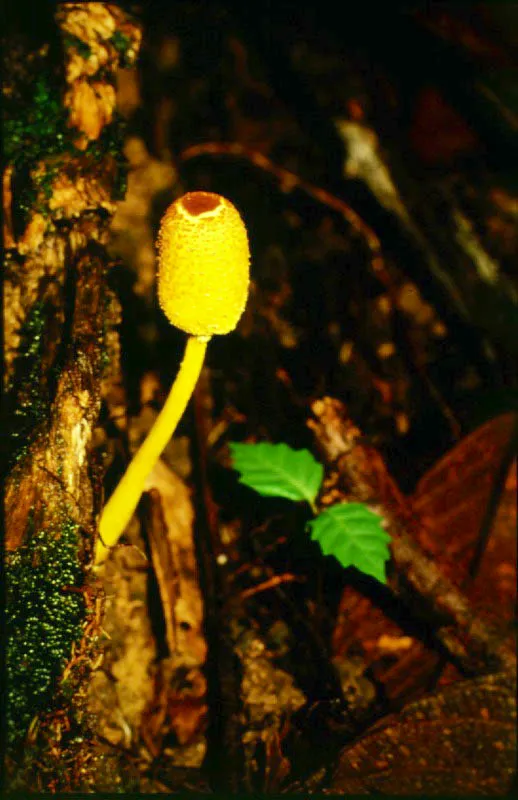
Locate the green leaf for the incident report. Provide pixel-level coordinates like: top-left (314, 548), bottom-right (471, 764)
top-left (229, 442), bottom-right (324, 507)
top-left (308, 503), bottom-right (390, 583)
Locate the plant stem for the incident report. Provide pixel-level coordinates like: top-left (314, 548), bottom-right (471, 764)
top-left (95, 334), bottom-right (209, 564)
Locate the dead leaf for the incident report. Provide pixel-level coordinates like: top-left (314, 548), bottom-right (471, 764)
top-left (329, 410), bottom-right (517, 705)
top-left (410, 86), bottom-right (481, 165)
top-left (412, 413), bottom-right (517, 628)
top-left (330, 671), bottom-right (516, 795)
top-left (144, 459), bottom-right (206, 666)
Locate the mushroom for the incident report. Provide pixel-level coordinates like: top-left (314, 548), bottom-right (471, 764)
top-left (95, 191), bottom-right (250, 564)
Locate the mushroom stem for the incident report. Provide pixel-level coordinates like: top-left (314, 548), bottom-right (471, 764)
top-left (95, 334), bottom-right (209, 564)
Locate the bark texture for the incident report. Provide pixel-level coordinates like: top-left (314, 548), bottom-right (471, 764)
top-left (3, 2), bottom-right (141, 791)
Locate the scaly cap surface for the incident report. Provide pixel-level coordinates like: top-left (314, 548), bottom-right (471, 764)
top-left (157, 191), bottom-right (250, 336)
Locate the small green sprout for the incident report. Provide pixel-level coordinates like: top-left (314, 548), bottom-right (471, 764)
top-left (229, 441), bottom-right (391, 583)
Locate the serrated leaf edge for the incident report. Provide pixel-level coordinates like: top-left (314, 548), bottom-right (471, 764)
top-left (309, 502), bottom-right (390, 583)
top-left (229, 441), bottom-right (323, 506)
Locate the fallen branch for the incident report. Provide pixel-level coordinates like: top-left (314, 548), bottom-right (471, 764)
top-left (308, 396), bottom-right (515, 676)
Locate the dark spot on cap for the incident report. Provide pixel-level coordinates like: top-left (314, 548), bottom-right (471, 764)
top-left (182, 192), bottom-right (221, 216)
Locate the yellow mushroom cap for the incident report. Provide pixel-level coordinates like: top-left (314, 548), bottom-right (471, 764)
top-left (157, 191), bottom-right (250, 336)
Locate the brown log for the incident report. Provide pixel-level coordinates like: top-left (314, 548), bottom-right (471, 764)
top-left (3, 2), bottom-right (141, 790)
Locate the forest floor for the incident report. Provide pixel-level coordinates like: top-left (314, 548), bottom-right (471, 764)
top-left (8, 1), bottom-right (516, 794)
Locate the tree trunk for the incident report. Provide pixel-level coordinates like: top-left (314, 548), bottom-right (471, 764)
top-left (3, 2), bottom-right (141, 791)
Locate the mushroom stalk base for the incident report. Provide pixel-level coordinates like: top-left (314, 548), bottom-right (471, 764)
top-left (95, 334), bottom-right (209, 564)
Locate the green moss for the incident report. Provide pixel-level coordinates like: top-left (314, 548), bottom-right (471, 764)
top-left (7, 714), bottom-right (93, 793)
top-left (4, 73), bottom-right (68, 167)
top-left (5, 58), bottom-right (130, 228)
top-left (114, 165), bottom-right (128, 201)
top-left (62, 33), bottom-right (92, 60)
top-left (7, 300), bottom-right (49, 468)
top-left (5, 69), bottom-right (70, 225)
top-left (36, 162), bottom-right (61, 202)
top-left (5, 514), bottom-right (85, 748)
top-left (98, 289), bottom-right (114, 374)
top-left (110, 30), bottom-right (132, 65)
top-left (85, 118), bottom-right (128, 200)
top-left (18, 162), bottom-right (62, 220)
top-left (86, 116), bottom-right (125, 159)
top-left (5, 68), bottom-right (127, 217)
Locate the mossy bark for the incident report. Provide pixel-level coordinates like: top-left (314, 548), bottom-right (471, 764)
top-left (3, 2), bottom-right (141, 791)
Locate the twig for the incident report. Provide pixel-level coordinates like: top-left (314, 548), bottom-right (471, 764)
top-left (181, 142), bottom-right (383, 267)
top-left (181, 142), bottom-right (462, 438)
top-left (308, 396), bottom-right (515, 676)
top-left (189, 381), bottom-right (244, 793)
top-left (239, 572), bottom-right (304, 600)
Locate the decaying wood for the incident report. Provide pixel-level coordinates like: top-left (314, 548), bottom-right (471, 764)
top-left (138, 462), bottom-right (208, 759)
top-left (3, 2), bottom-right (141, 790)
top-left (308, 396), bottom-right (516, 677)
top-left (6, 249), bottom-right (105, 550)
top-left (143, 461), bottom-right (206, 664)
